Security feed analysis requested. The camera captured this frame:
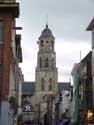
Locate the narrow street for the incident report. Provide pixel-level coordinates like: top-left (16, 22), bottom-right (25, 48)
top-left (0, 0), bottom-right (94, 125)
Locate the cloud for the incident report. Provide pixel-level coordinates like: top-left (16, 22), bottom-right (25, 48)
top-left (18, 0), bottom-right (93, 82)
top-left (17, 0), bottom-right (94, 42)
top-left (20, 38), bottom-right (91, 82)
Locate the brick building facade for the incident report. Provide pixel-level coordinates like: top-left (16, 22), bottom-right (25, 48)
top-left (0, 0), bottom-right (23, 125)
top-left (0, 0), bottom-right (20, 101)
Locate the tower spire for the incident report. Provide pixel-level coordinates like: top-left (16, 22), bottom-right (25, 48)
top-left (46, 14), bottom-right (48, 28)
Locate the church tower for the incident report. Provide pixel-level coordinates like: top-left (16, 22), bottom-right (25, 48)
top-left (35, 24), bottom-right (58, 103)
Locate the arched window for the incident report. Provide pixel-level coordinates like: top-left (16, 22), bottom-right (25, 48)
top-left (40, 40), bottom-right (43, 47)
top-left (49, 78), bottom-right (52, 90)
top-left (41, 78), bottom-right (45, 91)
top-left (49, 78), bottom-right (52, 83)
top-left (39, 57), bottom-right (42, 68)
top-left (45, 58), bottom-right (49, 68)
top-left (52, 58), bottom-right (54, 68)
top-left (49, 84), bottom-right (52, 91)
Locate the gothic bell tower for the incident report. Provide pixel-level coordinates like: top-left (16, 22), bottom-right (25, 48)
top-left (35, 24), bottom-right (58, 102)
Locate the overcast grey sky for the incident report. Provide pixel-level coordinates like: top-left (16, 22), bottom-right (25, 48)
top-left (17, 0), bottom-right (94, 82)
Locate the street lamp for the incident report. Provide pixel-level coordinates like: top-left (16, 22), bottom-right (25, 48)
top-left (87, 110), bottom-right (93, 121)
